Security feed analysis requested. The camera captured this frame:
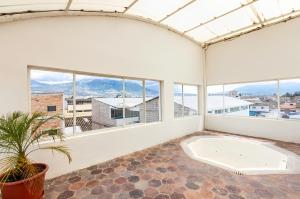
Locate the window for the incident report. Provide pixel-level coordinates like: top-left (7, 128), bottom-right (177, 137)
top-left (124, 79), bottom-right (143, 125)
top-left (174, 84), bottom-right (183, 118)
top-left (174, 83), bottom-right (199, 117)
top-left (279, 79), bottom-right (300, 120)
top-left (30, 70), bottom-right (73, 136)
top-left (144, 80), bottom-right (161, 123)
top-left (75, 75), bottom-right (124, 132)
top-left (183, 85), bottom-right (199, 116)
top-left (224, 81), bottom-right (277, 118)
top-left (30, 68), bottom-right (162, 137)
top-left (207, 85), bottom-right (224, 115)
top-left (47, 105), bottom-right (57, 112)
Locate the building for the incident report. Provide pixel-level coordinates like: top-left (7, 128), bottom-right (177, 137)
top-left (249, 103), bottom-right (270, 116)
top-left (207, 96), bottom-right (252, 116)
top-left (280, 102), bottom-right (297, 113)
top-left (31, 93), bottom-right (64, 132)
top-left (91, 97), bottom-right (161, 127)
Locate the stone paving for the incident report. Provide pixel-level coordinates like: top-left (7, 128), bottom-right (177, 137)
top-left (44, 131), bottom-right (300, 199)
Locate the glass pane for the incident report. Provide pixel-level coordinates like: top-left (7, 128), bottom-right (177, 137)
top-left (144, 80), bottom-right (160, 123)
top-left (207, 85), bottom-right (223, 115)
top-left (174, 84), bottom-right (183, 117)
top-left (75, 75), bottom-right (123, 133)
top-left (183, 85), bottom-right (198, 116)
top-left (0, 0), bottom-right (68, 13)
top-left (30, 69), bottom-right (74, 137)
top-left (70, 0), bottom-right (134, 12)
top-left (163, 0), bottom-right (247, 32)
top-left (252, 0), bottom-right (298, 20)
top-left (186, 25), bottom-right (217, 43)
top-left (224, 81), bottom-right (278, 118)
top-left (127, 0), bottom-right (190, 21)
top-left (124, 79), bottom-right (143, 125)
top-left (279, 79), bottom-right (300, 120)
top-left (205, 6), bottom-right (256, 36)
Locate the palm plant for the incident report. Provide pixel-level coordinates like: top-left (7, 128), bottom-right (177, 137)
top-left (0, 112), bottom-right (71, 183)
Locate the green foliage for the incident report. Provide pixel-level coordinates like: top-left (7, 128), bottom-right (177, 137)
top-left (0, 112), bottom-right (71, 183)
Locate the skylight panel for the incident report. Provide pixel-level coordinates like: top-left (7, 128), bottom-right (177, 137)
top-left (69, 0), bottom-right (134, 12)
top-left (162, 0), bottom-right (248, 32)
top-left (0, 0), bottom-right (68, 13)
top-left (252, 0), bottom-right (300, 20)
top-left (186, 26), bottom-right (217, 43)
top-left (126, 0), bottom-right (191, 21)
top-left (203, 6), bottom-right (257, 41)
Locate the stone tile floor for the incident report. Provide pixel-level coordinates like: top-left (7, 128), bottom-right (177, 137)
top-left (44, 131), bottom-right (300, 199)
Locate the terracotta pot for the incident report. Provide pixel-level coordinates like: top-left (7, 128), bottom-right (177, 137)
top-left (0, 163), bottom-right (49, 199)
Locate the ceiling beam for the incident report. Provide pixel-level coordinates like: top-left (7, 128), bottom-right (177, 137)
top-left (183, 0), bottom-right (258, 34)
top-left (158, 0), bottom-right (197, 23)
top-left (204, 9), bottom-right (300, 47)
top-left (65, 0), bottom-right (73, 11)
top-left (248, 0), bottom-right (264, 24)
top-left (123, 0), bottom-right (139, 13)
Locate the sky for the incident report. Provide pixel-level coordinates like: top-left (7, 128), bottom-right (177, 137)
top-left (31, 70), bottom-right (159, 87)
top-left (208, 79), bottom-right (300, 93)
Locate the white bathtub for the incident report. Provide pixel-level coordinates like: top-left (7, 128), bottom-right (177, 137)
top-left (181, 136), bottom-right (300, 175)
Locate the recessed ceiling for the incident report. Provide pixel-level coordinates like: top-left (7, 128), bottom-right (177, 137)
top-left (0, 0), bottom-right (300, 45)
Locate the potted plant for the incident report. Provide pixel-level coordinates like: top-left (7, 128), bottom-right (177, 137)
top-left (0, 112), bottom-right (71, 199)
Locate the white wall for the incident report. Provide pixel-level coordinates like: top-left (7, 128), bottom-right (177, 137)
top-left (206, 17), bottom-right (300, 143)
top-left (0, 16), bottom-right (204, 178)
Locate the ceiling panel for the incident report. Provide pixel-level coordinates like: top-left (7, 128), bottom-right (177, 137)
top-left (162, 0), bottom-right (248, 32)
top-left (69, 0), bottom-right (134, 12)
top-left (127, 0), bottom-right (191, 21)
top-left (253, 0), bottom-right (300, 20)
top-left (0, 0), bottom-right (68, 13)
top-left (186, 25), bottom-right (217, 43)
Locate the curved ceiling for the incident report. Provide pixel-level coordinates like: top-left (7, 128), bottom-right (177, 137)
top-left (1, 0), bottom-right (300, 46)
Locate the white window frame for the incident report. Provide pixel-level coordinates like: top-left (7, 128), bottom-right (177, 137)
top-left (206, 77), bottom-right (300, 122)
top-left (28, 66), bottom-right (163, 137)
top-left (174, 82), bottom-right (200, 118)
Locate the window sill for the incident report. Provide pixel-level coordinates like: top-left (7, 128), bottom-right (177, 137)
top-left (38, 121), bottom-right (164, 144)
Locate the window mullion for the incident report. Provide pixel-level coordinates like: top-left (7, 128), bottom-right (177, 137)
top-left (182, 84), bottom-right (184, 117)
top-left (277, 80), bottom-right (280, 119)
top-left (122, 78), bottom-right (126, 127)
top-left (143, 80), bottom-right (146, 123)
top-left (73, 73), bottom-right (76, 135)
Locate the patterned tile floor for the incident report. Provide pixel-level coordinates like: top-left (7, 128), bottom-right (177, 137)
top-left (44, 131), bottom-right (300, 199)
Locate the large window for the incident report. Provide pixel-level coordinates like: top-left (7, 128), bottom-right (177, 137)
top-left (279, 79), bottom-right (300, 120)
top-left (207, 79), bottom-right (300, 120)
top-left (174, 83), bottom-right (199, 118)
top-left (30, 68), bottom-right (162, 137)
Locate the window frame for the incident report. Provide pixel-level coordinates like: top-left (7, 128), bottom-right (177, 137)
top-left (206, 77), bottom-right (300, 121)
top-left (174, 82), bottom-right (200, 118)
top-left (28, 66), bottom-right (163, 137)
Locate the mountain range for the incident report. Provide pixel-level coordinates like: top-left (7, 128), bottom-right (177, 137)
top-left (31, 79), bottom-right (159, 97)
top-left (235, 82), bottom-right (300, 96)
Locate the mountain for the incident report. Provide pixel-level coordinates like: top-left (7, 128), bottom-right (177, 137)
top-left (233, 82), bottom-right (300, 96)
top-left (31, 78), bottom-right (159, 97)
